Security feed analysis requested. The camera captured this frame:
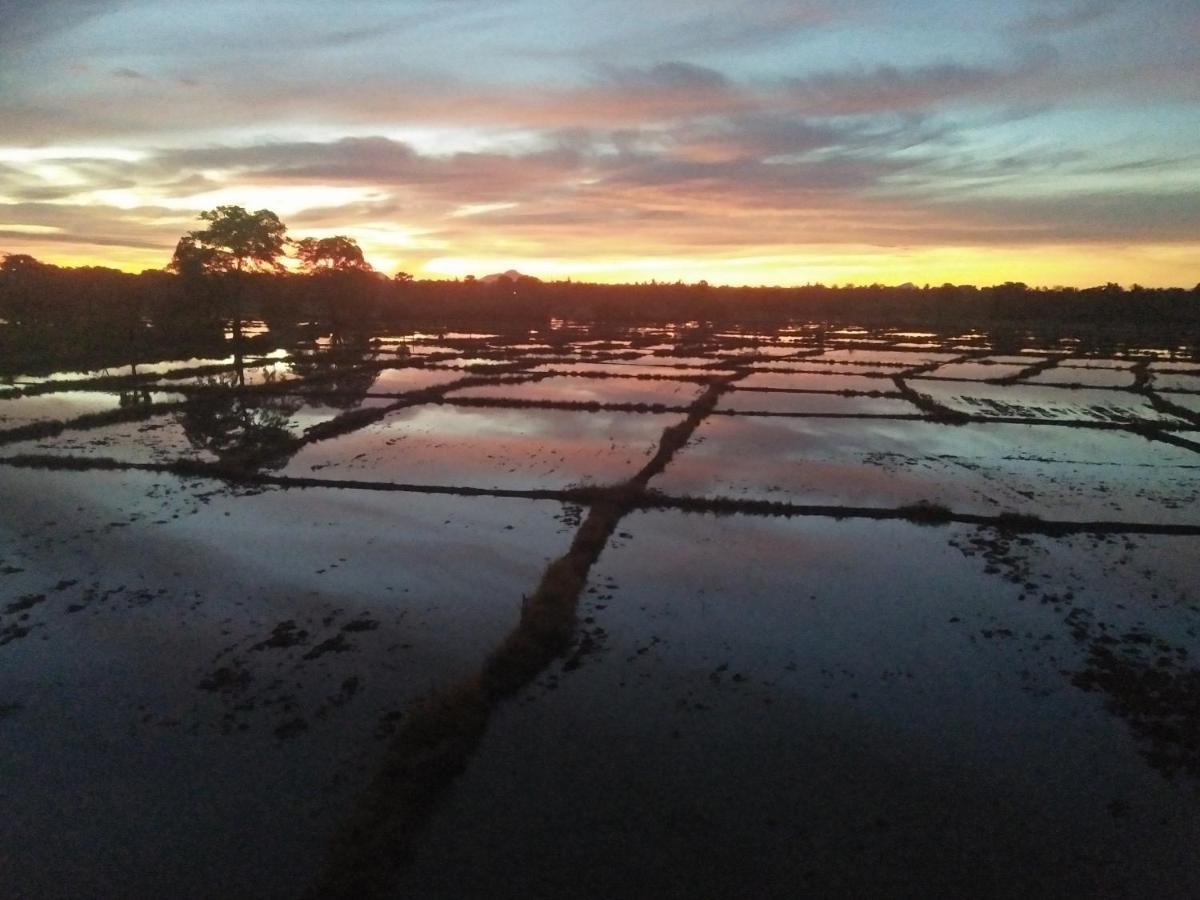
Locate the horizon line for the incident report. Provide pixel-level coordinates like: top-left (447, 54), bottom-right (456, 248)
top-left (3, 250), bottom-right (1197, 293)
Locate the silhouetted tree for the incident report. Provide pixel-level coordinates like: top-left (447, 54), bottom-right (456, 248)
top-left (174, 206), bottom-right (288, 345)
top-left (169, 236), bottom-right (225, 280)
top-left (0, 254), bottom-right (53, 334)
top-left (0, 253), bottom-right (46, 276)
top-left (188, 206), bottom-right (288, 275)
top-left (294, 236), bottom-right (372, 273)
top-left (166, 237), bottom-right (226, 340)
top-left (293, 235), bottom-right (382, 334)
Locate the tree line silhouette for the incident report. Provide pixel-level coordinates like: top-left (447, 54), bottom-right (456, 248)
top-left (3, 205), bottom-right (1198, 374)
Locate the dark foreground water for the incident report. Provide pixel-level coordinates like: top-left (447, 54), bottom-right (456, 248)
top-left (2, 324), bottom-right (1199, 898)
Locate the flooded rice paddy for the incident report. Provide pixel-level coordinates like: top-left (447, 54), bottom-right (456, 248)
top-left (2, 323), bottom-right (1199, 898)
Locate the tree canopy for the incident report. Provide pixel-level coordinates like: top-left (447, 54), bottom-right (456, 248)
top-left (169, 236), bottom-right (227, 280)
top-left (175, 205), bottom-right (288, 275)
top-left (294, 236), bottom-right (372, 274)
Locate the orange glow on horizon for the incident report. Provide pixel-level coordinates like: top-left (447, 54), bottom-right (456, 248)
top-left (6, 238), bottom-right (1197, 290)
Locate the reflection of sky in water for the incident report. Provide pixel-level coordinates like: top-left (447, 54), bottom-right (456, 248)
top-left (812, 349), bottom-right (962, 365)
top-left (8, 357), bottom-right (237, 385)
top-left (530, 362), bottom-right (714, 378)
top-left (756, 360), bottom-right (901, 375)
top-left (718, 390), bottom-right (919, 416)
top-left (609, 355), bottom-right (721, 368)
top-left (404, 510), bottom-right (1200, 897)
top-left (1059, 358), bottom-right (1136, 370)
top-left (0, 467), bottom-right (574, 899)
top-left (981, 355), bottom-right (1045, 365)
top-left (654, 416), bottom-right (1200, 520)
top-left (2, 393), bottom-right (392, 464)
top-left (1154, 373), bottom-right (1200, 393)
top-left (5, 414), bottom-right (217, 465)
top-left (739, 371), bottom-right (891, 392)
top-left (0, 391), bottom-right (179, 427)
top-left (285, 397), bottom-right (392, 431)
top-left (6, 339), bottom-right (1198, 520)
top-left (1025, 368), bottom-right (1134, 388)
top-left (284, 405), bottom-right (678, 489)
top-left (366, 367), bottom-right (466, 394)
top-left (916, 381), bottom-right (1183, 423)
top-left (448, 375), bottom-right (704, 407)
top-left (923, 362), bottom-right (1027, 380)
top-left (4, 331), bottom-right (1200, 899)
top-left (1166, 394), bottom-right (1200, 416)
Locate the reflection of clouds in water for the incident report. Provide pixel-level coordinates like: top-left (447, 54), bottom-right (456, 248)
top-left (285, 406), bottom-right (675, 489)
top-left (654, 414), bottom-right (1200, 521)
top-left (448, 375), bottom-right (704, 407)
top-left (0, 390), bottom-right (128, 427)
top-left (738, 371), bottom-right (890, 392)
top-left (366, 367), bottom-right (467, 394)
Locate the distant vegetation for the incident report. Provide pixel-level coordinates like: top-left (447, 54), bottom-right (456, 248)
top-left (2, 205), bottom-right (1198, 374)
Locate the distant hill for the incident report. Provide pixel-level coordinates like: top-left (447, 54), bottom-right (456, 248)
top-left (479, 269), bottom-right (539, 284)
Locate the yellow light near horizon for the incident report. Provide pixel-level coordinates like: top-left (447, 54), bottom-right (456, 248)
top-left (420, 244), bottom-right (1200, 288)
top-left (5, 230), bottom-right (1197, 289)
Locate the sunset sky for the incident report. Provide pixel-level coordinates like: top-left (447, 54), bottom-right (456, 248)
top-left (1, 0), bottom-right (1198, 286)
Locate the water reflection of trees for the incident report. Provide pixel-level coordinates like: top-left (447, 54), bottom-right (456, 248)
top-left (177, 343), bottom-right (384, 471)
top-left (177, 371), bottom-right (304, 471)
top-left (118, 386), bottom-right (155, 409)
top-left (288, 335), bottom-right (387, 409)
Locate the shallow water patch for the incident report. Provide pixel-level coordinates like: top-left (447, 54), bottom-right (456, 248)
top-left (652, 415), bottom-right (1200, 521)
top-left (283, 405), bottom-right (680, 491)
top-left (397, 512), bottom-right (1200, 899)
top-left (446, 376), bottom-right (704, 407)
top-left (0, 467), bottom-right (574, 899)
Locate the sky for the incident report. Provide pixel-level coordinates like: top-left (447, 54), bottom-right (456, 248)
top-left (1, 0), bottom-right (1198, 286)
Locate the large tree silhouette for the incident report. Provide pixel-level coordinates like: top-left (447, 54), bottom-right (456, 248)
top-left (171, 206), bottom-right (288, 347)
top-left (294, 234), bottom-right (379, 334)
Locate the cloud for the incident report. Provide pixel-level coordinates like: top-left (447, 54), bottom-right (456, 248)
top-left (931, 190), bottom-right (1200, 243)
top-left (779, 49), bottom-right (1058, 116)
top-left (3, 103), bottom-right (1197, 274)
top-left (157, 137), bottom-right (586, 205)
top-left (599, 61), bottom-right (731, 95)
top-left (0, 0), bottom-right (119, 51)
top-left (1018, 0), bottom-right (1124, 32)
top-left (0, 198), bottom-right (192, 252)
top-left (0, 1), bottom-right (1196, 284)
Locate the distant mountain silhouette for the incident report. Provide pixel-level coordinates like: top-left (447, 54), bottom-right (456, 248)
top-left (479, 269), bottom-right (539, 284)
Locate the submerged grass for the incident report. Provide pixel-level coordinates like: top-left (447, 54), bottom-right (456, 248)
top-left (890, 375), bottom-right (971, 423)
